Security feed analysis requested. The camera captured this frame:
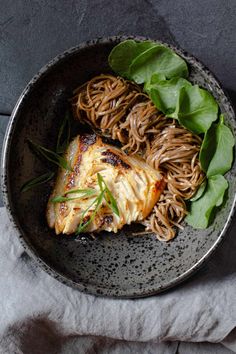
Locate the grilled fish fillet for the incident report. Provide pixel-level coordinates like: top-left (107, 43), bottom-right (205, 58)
top-left (47, 134), bottom-right (164, 234)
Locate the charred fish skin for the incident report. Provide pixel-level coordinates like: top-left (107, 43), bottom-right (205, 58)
top-left (46, 134), bottom-right (164, 235)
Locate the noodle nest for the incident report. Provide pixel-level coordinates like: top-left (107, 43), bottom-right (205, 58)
top-left (72, 74), bottom-right (205, 241)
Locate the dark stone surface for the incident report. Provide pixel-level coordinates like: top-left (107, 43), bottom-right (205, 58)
top-left (0, 0), bottom-right (235, 114)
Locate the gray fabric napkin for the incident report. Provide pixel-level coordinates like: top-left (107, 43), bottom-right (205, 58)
top-left (0, 206), bottom-right (236, 354)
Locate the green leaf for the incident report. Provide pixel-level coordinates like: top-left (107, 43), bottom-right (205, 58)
top-left (76, 191), bottom-right (105, 234)
top-left (20, 172), bottom-right (55, 193)
top-left (199, 123), bottom-right (217, 173)
top-left (190, 180), bottom-right (207, 201)
top-left (146, 77), bottom-right (191, 114)
top-left (170, 84), bottom-right (218, 134)
top-left (56, 112), bottom-right (71, 154)
top-left (109, 40), bottom-right (219, 134)
top-left (97, 172), bottom-right (104, 193)
top-left (74, 174), bottom-right (120, 235)
top-left (51, 189), bottom-right (96, 203)
top-left (146, 77), bottom-right (218, 134)
top-left (200, 114), bottom-right (235, 176)
top-left (108, 40), bottom-right (157, 78)
top-left (186, 175), bottom-right (228, 228)
top-left (97, 173), bottom-right (120, 216)
top-left (129, 45), bottom-right (188, 84)
top-left (28, 139), bottom-right (73, 171)
top-left (51, 196), bottom-right (78, 203)
top-left (149, 73), bottom-right (167, 84)
top-left (104, 187), bottom-right (120, 217)
top-left (66, 188), bottom-right (96, 195)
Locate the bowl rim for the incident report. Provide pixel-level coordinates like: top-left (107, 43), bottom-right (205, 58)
top-left (1, 35), bottom-right (236, 298)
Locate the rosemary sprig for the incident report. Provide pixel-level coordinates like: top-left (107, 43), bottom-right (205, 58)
top-left (28, 139), bottom-right (73, 171)
top-left (51, 188), bottom-right (96, 203)
top-left (20, 172), bottom-right (55, 193)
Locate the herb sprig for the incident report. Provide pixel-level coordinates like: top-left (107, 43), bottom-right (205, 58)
top-left (28, 139), bottom-right (73, 171)
top-left (50, 173), bottom-right (120, 235)
top-left (76, 173), bottom-right (119, 235)
top-left (56, 112), bottom-right (71, 154)
top-left (51, 188), bottom-right (96, 203)
top-left (76, 190), bottom-right (105, 235)
top-left (20, 172), bottom-right (55, 193)
top-left (21, 112), bottom-right (72, 193)
top-left (97, 173), bottom-right (120, 216)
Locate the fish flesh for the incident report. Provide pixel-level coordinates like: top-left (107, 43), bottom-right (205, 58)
top-left (47, 134), bottom-right (164, 234)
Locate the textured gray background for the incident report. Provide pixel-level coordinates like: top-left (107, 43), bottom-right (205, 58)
top-left (0, 0), bottom-right (236, 353)
top-left (1, 0), bottom-right (236, 197)
top-left (0, 0), bottom-right (236, 114)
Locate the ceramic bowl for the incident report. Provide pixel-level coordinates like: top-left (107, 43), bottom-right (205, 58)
top-left (1, 36), bottom-right (236, 297)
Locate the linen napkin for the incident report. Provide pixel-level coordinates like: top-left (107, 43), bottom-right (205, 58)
top-left (0, 207), bottom-right (235, 354)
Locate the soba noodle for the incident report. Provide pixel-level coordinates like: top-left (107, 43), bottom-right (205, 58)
top-left (72, 74), bottom-right (146, 143)
top-left (72, 74), bottom-right (205, 241)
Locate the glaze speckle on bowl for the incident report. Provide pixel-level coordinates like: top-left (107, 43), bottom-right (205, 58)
top-left (1, 36), bottom-right (236, 298)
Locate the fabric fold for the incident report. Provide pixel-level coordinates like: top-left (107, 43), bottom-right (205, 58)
top-left (0, 207), bottom-right (236, 353)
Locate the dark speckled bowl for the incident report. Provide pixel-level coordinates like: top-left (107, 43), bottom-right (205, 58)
top-left (1, 36), bottom-right (236, 298)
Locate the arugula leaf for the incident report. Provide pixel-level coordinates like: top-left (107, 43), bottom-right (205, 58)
top-left (190, 180), bottom-right (207, 202)
top-left (97, 173), bottom-right (120, 216)
top-left (129, 45), bottom-right (188, 84)
top-left (199, 123), bottom-right (217, 173)
top-left (108, 40), bottom-right (157, 78)
top-left (174, 85), bottom-right (218, 134)
top-left (149, 73), bottom-right (167, 84)
top-left (108, 40), bottom-right (188, 82)
top-left (186, 175), bottom-right (228, 228)
top-left (146, 77), bottom-right (218, 134)
top-left (145, 77), bottom-right (191, 115)
top-left (109, 40), bottom-right (218, 134)
top-left (28, 139), bottom-right (73, 171)
top-left (200, 115), bottom-right (235, 176)
top-left (20, 172), bottom-right (55, 193)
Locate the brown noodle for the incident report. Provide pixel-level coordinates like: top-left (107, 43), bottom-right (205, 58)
top-left (72, 74), bottom-right (205, 241)
top-left (72, 74), bottom-right (146, 143)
